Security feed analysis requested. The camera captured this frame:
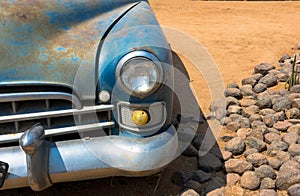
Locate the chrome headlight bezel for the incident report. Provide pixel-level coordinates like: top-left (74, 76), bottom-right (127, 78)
top-left (115, 51), bottom-right (163, 98)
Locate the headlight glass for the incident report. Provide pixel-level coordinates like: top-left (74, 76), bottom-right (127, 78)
top-left (116, 51), bottom-right (163, 97)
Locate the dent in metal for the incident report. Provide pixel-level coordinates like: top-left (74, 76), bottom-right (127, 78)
top-left (19, 124), bottom-right (52, 191)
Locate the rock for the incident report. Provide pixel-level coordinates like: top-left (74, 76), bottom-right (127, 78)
top-left (220, 150), bottom-right (232, 161)
top-left (246, 129), bottom-right (264, 140)
top-left (258, 73), bottom-right (278, 88)
top-left (267, 158), bottom-right (282, 170)
top-left (277, 73), bottom-right (289, 82)
top-left (259, 189), bottom-right (278, 196)
top-left (240, 171), bottom-right (260, 190)
top-left (237, 119), bottom-right (250, 129)
top-left (237, 128), bottom-right (250, 140)
top-left (283, 132), bottom-right (299, 145)
top-left (288, 119), bottom-right (300, 125)
top-left (292, 98), bottom-right (300, 109)
top-left (264, 132), bottom-right (281, 144)
top-left (287, 124), bottom-right (300, 134)
top-left (226, 173), bottom-right (240, 186)
top-left (253, 73), bottom-right (264, 81)
top-left (267, 127), bottom-right (280, 135)
top-left (246, 153), bottom-right (268, 167)
top-left (225, 159), bottom-right (253, 174)
top-left (287, 93), bottom-right (300, 102)
top-left (180, 189), bottom-right (200, 196)
top-left (198, 152), bottom-right (222, 172)
top-left (255, 165), bottom-right (276, 180)
top-left (294, 156), bottom-right (300, 164)
top-left (227, 105), bottom-right (242, 115)
top-left (241, 85), bottom-right (256, 96)
top-left (214, 108), bottom-right (227, 120)
top-left (191, 170), bottom-right (212, 183)
top-left (183, 180), bottom-right (203, 195)
top-left (277, 151), bottom-right (291, 162)
top-left (254, 63), bottom-right (275, 75)
top-left (226, 121), bottom-right (241, 132)
top-left (229, 114), bottom-right (243, 121)
top-left (268, 141), bottom-right (289, 156)
top-left (257, 97), bottom-right (272, 109)
top-left (278, 89), bottom-right (289, 96)
top-left (253, 83), bottom-right (267, 94)
top-left (242, 77), bottom-right (257, 87)
top-left (263, 114), bottom-right (277, 127)
top-left (172, 170), bottom-right (192, 186)
top-left (225, 137), bottom-right (245, 155)
top-left (246, 136), bottom-right (267, 152)
top-left (276, 160), bottom-right (300, 190)
top-left (244, 148), bottom-right (258, 158)
top-left (220, 117), bottom-right (232, 126)
top-left (224, 88), bottom-right (243, 100)
top-left (273, 97), bottom-right (291, 112)
top-left (251, 120), bottom-right (265, 129)
top-left (274, 111), bottom-right (286, 121)
top-left (273, 121), bottom-right (293, 132)
top-left (260, 108), bottom-right (276, 116)
top-left (225, 96), bottom-right (241, 108)
top-left (286, 108), bottom-right (300, 119)
top-left (227, 83), bottom-right (240, 89)
top-left (182, 144), bottom-right (199, 157)
top-left (260, 178), bottom-right (275, 189)
top-left (279, 54), bottom-right (291, 63)
top-left (243, 105), bottom-right (260, 116)
top-left (241, 98), bottom-right (257, 107)
top-left (290, 85), bottom-right (300, 93)
top-left (289, 144), bottom-right (300, 156)
top-left (249, 114), bottom-right (262, 122)
top-left (269, 69), bottom-right (281, 75)
top-left (288, 183), bottom-right (300, 196)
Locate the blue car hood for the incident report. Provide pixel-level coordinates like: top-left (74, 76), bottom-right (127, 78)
top-left (0, 0), bottom-right (140, 100)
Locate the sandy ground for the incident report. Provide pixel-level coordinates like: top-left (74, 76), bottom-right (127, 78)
top-left (3, 1), bottom-right (300, 195)
top-left (150, 0), bottom-right (300, 114)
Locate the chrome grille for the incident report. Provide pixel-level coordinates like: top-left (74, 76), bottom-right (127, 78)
top-left (0, 92), bottom-right (114, 144)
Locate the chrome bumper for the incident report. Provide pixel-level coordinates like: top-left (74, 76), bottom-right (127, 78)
top-left (0, 125), bottom-right (178, 191)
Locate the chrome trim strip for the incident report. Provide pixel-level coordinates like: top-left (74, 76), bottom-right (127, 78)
top-left (0, 92), bottom-right (82, 109)
top-left (0, 105), bottom-right (114, 124)
top-left (0, 125), bottom-right (177, 190)
top-left (0, 121), bottom-right (115, 144)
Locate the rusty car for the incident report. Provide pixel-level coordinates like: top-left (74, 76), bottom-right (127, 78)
top-left (0, 0), bottom-right (178, 191)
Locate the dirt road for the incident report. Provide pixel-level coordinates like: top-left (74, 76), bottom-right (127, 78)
top-left (3, 1), bottom-right (300, 195)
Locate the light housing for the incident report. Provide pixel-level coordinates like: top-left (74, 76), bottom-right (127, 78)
top-left (115, 51), bottom-right (163, 97)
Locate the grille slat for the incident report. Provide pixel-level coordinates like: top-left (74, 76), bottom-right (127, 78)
top-left (0, 91), bottom-right (114, 143)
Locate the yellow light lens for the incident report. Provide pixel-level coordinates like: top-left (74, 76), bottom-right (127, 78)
top-left (132, 110), bottom-right (149, 126)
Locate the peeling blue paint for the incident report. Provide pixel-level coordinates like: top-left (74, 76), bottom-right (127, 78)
top-left (55, 46), bottom-right (67, 52)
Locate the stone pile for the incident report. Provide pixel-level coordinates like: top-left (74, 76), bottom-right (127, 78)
top-left (178, 54), bottom-right (300, 196)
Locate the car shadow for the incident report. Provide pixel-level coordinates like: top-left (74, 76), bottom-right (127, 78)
top-left (1, 52), bottom-right (226, 196)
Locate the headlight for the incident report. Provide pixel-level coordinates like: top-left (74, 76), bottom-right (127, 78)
top-left (116, 51), bottom-right (163, 97)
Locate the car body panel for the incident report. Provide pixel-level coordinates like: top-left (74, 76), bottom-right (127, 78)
top-left (0, 0), bottom-right (141, 100)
